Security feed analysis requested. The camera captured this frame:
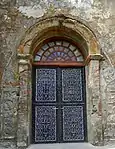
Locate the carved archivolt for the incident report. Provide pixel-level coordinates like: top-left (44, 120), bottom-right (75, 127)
top-left (17, 15), bottom-right (102, 62)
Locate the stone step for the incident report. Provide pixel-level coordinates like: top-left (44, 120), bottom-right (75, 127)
top-left (27, 143), bottom-right (115, 149)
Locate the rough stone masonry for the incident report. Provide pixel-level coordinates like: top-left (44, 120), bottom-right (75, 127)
top-left (0, 0), bottom-right (115, 149)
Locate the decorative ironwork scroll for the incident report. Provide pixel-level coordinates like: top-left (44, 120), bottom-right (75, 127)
top-left (35, 106), bottom-right (56, 142)
top-left (36, 69), bottom-right (56, 102)
top-left (63, 106), bottom-right (84, 141)
top-left (62, 69), bottom-right (83, 102)
top-left (32, 67), bottom-right (86, 143)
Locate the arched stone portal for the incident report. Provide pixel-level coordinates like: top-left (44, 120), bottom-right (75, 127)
top-left (17, 15), bottom-right (103, 148)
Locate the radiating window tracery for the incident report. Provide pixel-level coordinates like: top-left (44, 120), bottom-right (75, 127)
top-left (34, 40), bottom-right (84, 62)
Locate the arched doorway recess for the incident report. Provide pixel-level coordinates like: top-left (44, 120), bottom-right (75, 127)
top-left (32, 38), bottom-right (86, 143)
top-left (17, 15), bottom-right (103, 148)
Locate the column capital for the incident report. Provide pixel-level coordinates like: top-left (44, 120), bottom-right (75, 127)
top-left (17, 54), bottom-right (32, 65)
top-left (17, 54), bottom-right (32, 59)
top-left (85, 54), bottom-right (103, 65)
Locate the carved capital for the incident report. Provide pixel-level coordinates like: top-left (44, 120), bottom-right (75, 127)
top-left (89, 54), bottom-right (103, 60)
top-left (17, 54), bottom-right (32, 65)
top-left (85, 54), bottom-right (103, 65)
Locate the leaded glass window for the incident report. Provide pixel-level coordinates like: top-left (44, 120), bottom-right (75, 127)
top-left (34, 40), bottom-right (84, 62)
top-left (32, 67), bottom-right (87, 143)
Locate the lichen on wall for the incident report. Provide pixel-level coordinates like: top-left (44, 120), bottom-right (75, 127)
top-left (17, 0), bottom-right (94, 18)
top-left (0, 0), bottom-right (115, 148)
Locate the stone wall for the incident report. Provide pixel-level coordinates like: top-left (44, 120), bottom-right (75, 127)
top-left (0, 0), bottom-right (115, 148)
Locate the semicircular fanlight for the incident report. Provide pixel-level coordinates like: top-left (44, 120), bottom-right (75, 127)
top-left (34, 40), bottom-right (84, 62)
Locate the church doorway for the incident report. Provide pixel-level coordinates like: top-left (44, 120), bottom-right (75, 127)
top-left (32, 39), bottom-right (87, 143)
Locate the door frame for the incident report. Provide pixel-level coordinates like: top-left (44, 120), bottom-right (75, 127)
top-left (16, 15), bottom-right (103, 148)
top-left (32, 65), bottom-right (87, 143)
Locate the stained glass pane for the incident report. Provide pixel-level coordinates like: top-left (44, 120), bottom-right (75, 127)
top-left (49, 48), bottom-right (54, 53)
top-left (42, 44), bottom-right (49, 51)
top-left (64, 47), bottom-right (69, 53)
top-left (35, 106), bottom-right (56, 142)
top-left (41, 56), bottom-right (47, 61)
top-left (77, 56), bottom-right (84, 61)
top-left (34, 55), bottom-right (41, 61)
top-left (62, 69), bottom-right (83, 102)
top-left (48, 42), bottom-right (55, 47)
top-left (44, 51), bottom-right (50, 57)
top-left (63, 41), bottom-right (69, 47)
top-left (54, 46), bottom-right (59, 51)
top-left (69, 45), bottom-right (76, 51)
top-left (34, 40), bottom-right (84, 62)
top-left (37, 50), bottom-right (44, 56)
top-left (74, 49), bottom-right (81, 56)
top-left (56, 41), bottom-right (62, 45)
top-left (59, 46), bottom-right (63, 51)
top-left (63, 106), bottom-right (84, 141)
top-left (36, 69), bottom-right (56, 102)
top-left (68, 51), bottom-right (74, 57)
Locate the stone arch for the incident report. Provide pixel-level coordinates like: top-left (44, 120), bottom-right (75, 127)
top-left (17, 15), bottom-right (102, 59)
top-left (17, 15), bottom-right (103, 148)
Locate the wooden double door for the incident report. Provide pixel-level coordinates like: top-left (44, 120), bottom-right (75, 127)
top-left (32, 66), bottom-right (87, 143)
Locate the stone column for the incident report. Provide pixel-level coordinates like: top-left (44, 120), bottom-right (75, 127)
top-left (17, 54), bottom-right (32, 149)
top-left (87, 54), bottom-right (103, 145)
